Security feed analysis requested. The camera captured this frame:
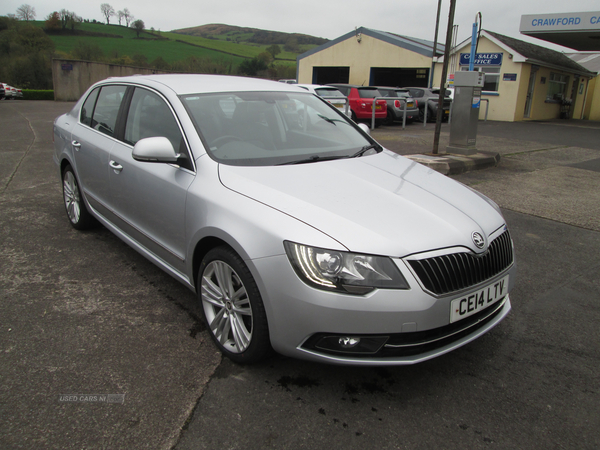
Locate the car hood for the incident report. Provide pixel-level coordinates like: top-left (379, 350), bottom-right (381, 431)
top-left (218, 151), bottom-right (505, 257)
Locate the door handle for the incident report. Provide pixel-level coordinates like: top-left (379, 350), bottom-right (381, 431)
top-left (72, 140), bottom-right (81, 151)
top-left (109, 160), bottom-right (123, 173)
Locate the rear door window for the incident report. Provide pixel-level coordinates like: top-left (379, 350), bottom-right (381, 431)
top-left (90, 85), bottom-right (127, 137)
top-left (80, 87), bottom-right (100, 127)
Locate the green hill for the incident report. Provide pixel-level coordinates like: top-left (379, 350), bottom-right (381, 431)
top-left (2, 18), bottom-right (328, 89)
top-left (35, 21), bottom-right (326, 67)
top-left (170, 23), bottom-right (328, 60)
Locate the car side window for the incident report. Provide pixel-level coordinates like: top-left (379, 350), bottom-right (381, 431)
top-left (124, 88), bottom-right (184, 151)
top-left (91, 85), bottom-right (127, 137)
top-left (80, 87), bottom-right (100, 127)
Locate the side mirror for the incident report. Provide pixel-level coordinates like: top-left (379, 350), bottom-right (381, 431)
top-left (357, 123), bottom-right (371, 136)
top-left (132, 136), bottom-right (180, 163)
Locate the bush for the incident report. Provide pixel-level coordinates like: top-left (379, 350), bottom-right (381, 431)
top-left (21, 89), bottom-right (54, 100)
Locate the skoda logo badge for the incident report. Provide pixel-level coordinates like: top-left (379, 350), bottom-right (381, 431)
top-left (472, 232), bottom-right (485, 249)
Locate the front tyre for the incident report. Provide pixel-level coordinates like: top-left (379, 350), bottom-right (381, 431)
top-left (62, 164), bottom-right (94, 230)
top-left (198, 247), bottom-right (271, 364)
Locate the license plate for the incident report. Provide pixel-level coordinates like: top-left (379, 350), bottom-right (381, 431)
top-left (375, 105), bottom-right (382, 110)
top-left (450, 275), bottom-right (509, 323)
top-left (407, 102), bottom-right (414, 107)
top-left (332, 103), bottom-right (344, 108)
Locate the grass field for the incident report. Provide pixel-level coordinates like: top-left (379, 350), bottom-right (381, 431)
top-left (33, 21), bottom-right (307, 67)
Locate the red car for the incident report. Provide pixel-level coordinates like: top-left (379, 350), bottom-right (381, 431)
top-left (328, 84), bottom-right (387, 125)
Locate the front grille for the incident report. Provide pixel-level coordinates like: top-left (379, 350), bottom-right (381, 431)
top-left (407, 230), bottom-right (513, 295)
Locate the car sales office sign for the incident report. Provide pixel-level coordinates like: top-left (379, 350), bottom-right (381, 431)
top-left (459, 53), bottom-right (503, 67)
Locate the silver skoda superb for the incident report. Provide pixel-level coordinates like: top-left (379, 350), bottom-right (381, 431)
top-left (53, 74), bottom-right (516, 365)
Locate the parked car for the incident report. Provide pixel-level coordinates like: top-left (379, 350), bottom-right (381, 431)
top-left (376, 87), bottom-right (419, 124)
top-left (14, 87), bottom-right (23, 99)
top-left (295, 84), bottom-right (351, 118)
top-left (404, 87), bottom-right (452, 122)
top-left (0, 84), bottom-right (5, 100)
top-left (54, 74), bottom-right (515, 366)
top-left (328, 84), bottom-right (387, 125)
top-left (2, 83), bottom-right (15, 100)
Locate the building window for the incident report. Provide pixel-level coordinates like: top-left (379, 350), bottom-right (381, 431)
top-left (546, 72), bottom-right (569, 102)
top-left (460, 66), bottom-right (500, 92)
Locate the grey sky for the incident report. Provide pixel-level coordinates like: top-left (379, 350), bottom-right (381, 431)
top-left (3, 0), bottom-right (599, 52)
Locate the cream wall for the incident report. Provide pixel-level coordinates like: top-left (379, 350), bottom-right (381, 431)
top-left (434, 38), bottom-right (528, 122)
top-left (297, 34), bottom-right (432, 85)
top-left (584, 76), bottom-right (600, 121)
top-left (433, 37), bottom-right (596, 122)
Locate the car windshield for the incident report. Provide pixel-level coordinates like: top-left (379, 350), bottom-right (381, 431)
top-left (181, 91), bottom-right (373, 166)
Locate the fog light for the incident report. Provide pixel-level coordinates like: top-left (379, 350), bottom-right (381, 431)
top-left (339, 337), bottom-right (360, 348)
top-left (313, 335), bottom-right (389, 355)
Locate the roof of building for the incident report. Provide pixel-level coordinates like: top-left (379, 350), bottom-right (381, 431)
top-left (565, 52), bottom-right (600, 74)
top-left (485, 30), bottom-right (594, 76)
top-left (298, 27), bottom-right (444, 61)
top-left (447, 30), bottom-right (594, 77)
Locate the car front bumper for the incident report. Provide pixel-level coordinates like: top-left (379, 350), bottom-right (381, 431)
top-left (251, 254), bottom-right (515, 366)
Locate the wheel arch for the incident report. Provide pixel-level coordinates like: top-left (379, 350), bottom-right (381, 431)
top-left (192, 236), bottom-right (230, 291)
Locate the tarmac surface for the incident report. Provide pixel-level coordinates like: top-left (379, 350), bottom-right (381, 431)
top-left (1, 101), bottom-right (599, 449)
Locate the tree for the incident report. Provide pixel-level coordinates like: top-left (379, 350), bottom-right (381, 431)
top-left (117, 10), bottom-right (124, 25)
top-left (45, 12), bottom-right (60, 31)
top-left (0, 20), bottom-right (54, 89)
top-left (284, 37), bottom-right (299, 53)
top-left (68, 14), bottom-right (82, 31)
top-left (256, 51), bottom-right (273, 65)
top-left (238, 57), bottom-right (268, 77)
top-left (132, 19), bottom-right (144, 38)
top-left (151, 56), bottom-right (170, 71)
top-left (122, 8), bottom-right (133, 27)
top-left (16, 4), bottom-right (36, 21)
top-left (100, 3), bottom-right (115, 24)
top-left (55, 9), bottom-right (82, 32)
top-left (266, 44), bottom-right (281, 59)
top-left (132, 53), bottom-right (148, 67)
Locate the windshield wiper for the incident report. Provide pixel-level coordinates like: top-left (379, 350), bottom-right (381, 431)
top-left (351, 143), bottom-right (381, 158)
top-left (316, 114), bottom-right (346, 126)
top-left (278, 155), bottom-right (349, 165)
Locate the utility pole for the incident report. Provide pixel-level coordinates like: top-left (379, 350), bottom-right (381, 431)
top-left (432, 0), bottom-right (456, 155)
top-left (429, 0), bottom-right (442, 89)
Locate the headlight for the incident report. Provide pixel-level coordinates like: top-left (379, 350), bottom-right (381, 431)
top-left (284, 241), bottom-right (409, 295)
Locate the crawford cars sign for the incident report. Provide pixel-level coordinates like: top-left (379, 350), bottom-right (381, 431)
top-left (520, 11), bottom-right (600, 32)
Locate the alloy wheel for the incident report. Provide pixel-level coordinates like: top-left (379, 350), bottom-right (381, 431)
top-left (63, 170), bottom-right (81, 224)
top-left (201, 260), bottom-right (253, 353)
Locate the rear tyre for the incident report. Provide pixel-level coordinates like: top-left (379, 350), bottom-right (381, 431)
top-left (62, 164), bottom-right (94, 230)
top-left (198, 246), bottom-right (271, 364)
top-left (383, 108), bottom-right (395, 126)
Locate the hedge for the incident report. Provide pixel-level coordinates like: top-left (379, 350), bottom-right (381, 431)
top-left (21, 90), bottom-right (55, 100)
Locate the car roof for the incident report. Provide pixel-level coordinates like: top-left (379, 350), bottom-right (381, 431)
top-left (328, 84), bottom-right (377, 89)
top-left (296, 84), bottom-right (345, 91)
top-left (95, 74), bottom-right (305, 96)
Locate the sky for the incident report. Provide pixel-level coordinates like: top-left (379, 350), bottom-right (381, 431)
top-left (3, 0), bottom-right (600, 52)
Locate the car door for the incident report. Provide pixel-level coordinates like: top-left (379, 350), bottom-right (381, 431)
top-left (71, 85), bottom-right (127, 218)
top-left (106, 86), bottom-right (194, 274)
